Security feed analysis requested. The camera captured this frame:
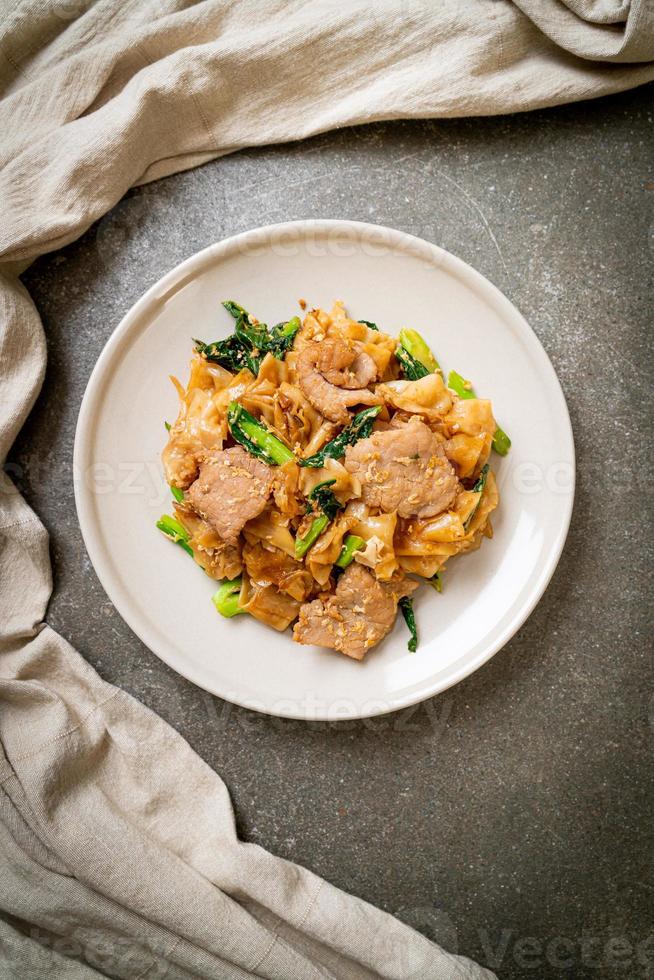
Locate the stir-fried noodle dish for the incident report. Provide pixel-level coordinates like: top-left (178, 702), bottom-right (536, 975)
top-left (158, 300), bottom-right (510, 659)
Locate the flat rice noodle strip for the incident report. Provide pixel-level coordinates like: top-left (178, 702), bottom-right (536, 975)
top-left (163, 386), bottom-right (226, 488)
top-left (240, 386), bottom-right (277, 429)
top-left (272, 461), bottom-right (303, 518)
top-left (398, 556), bottom-right (448, 577)
top-left (243, 509), bottom-right (296, 557)
top-left (256, 351), bottom-right (289, 386)
top-left (292, 309), bottom-right (331, 351)
top-left (345, 501), bottom-right (398, 580)
top-left (377, 373), bottom-right (452, 421)
top-left (444, 397), bottom-right (496, 438)
top-left (213, 369), bottom-right (255, 415)
top-left (464, 470), bottom-right (499, 536)
top-left (239, 575), bottom-right (300, 631)
top-left (298, 458), bottom-right (360, 505)
top-left (274, 381), bottom-right (330, 453)
top-left (394, 471), bottom-right (498, 557)
top-left (243, 541), bottom-right (313, 602)
top-left (188, 353), bottom-right (236, 392)
top-left (174, 504), bottom-right (242, 580)
top-left (452, 490), bottom-right (480, 527)
top-left (299, 418), bottom-right (338, 457)
top-left (163, 354), bottom-right (251, 488)
top-left (420, 511), bottom-right (466, 543)
top-left (445, 432), bottom-right (490, 479)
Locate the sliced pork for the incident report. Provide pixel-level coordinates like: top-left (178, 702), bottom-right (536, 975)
top-left (297, 339), bottom-right (380, 424)
top-left (343, 416), bottom-right (458, 519)
top-left (187, 446), bottom-right (273, 544)
top-left (293, 564), bottom-right (417, 660)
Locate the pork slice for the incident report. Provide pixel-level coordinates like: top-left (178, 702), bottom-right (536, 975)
top-left (321, 349), bottom-right (377, 389)
top-left (297, 339), bottom-right (380, 424)
top-left (343, 416), bottom-right (458, 519)
top-left (187, 446), bottom-right (273, 544)
top-left (293, 564), bottom-right (417, 660)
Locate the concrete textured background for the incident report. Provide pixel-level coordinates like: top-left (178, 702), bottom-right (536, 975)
top-left (10, 84), bottom-right (653, 979)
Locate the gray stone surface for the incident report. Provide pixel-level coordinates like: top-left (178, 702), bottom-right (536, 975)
top-left (10, 84), bottom-right (653, 979)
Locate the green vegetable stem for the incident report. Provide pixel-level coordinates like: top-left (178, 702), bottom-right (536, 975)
top-left (397, 328), bottom-right (441, 379)
top-left (227, 401), bottom-right (295, 466)
top-left (212, 578), bottom-right (245, 618)
top-left (156, 514), bottom-right (193, 556)
top-left (335, 534), bottom-right (365, 569)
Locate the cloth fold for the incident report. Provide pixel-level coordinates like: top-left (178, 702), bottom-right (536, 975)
top-left (1, 2), bottom-right (652, 977)
top-left (514, 0), bottom-right (654, 60)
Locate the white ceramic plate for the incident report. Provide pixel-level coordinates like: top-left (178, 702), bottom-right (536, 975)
top-left (74, 220), bottom-right (574, 719)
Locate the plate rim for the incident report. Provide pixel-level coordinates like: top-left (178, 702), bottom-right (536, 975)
top-left (74, 218), bottom-right (575, 719)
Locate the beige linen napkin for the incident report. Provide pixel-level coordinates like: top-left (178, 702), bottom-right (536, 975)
top-left (1, 2), bottom-right (652, 977)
